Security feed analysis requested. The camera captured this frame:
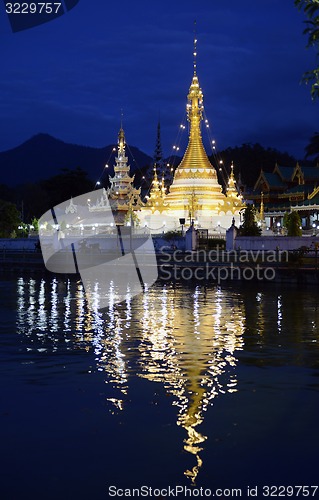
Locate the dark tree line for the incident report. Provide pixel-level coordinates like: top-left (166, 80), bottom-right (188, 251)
top-left (213, 143), bottom-right (298, 190)
top-left (0, 167), bottom-right (94, 231)
top-left (295, 0), bottom-right (319, 99)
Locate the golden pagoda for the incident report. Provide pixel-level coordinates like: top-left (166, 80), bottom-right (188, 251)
top-left (90, 126), bottom-right (142, 224)
top-left (145, 166), bottom-right (168, 213)
top-left (165, 37), bottom-right (226, 221)
top-left (219, 162), bottom-right (245, 214)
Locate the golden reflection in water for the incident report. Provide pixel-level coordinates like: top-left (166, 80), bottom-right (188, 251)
top-left (86, 282), bottom-right (134, 410)
top-left (255, 292), bottom-right (265, 338)
top-left (136, 285), bottom-right (245, 483)
top-left (277, 295), bottom-right (282, 334)
top-left (16, 278), bottom-right (245, 482)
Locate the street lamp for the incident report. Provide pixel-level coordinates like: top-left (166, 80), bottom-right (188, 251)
top-left (179, 218), bottom-right (185, 236)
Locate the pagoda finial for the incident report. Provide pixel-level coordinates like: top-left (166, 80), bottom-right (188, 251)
top-left (260, 191), bottom-right (264, 221)
top-left (120, 108), bottom-right (124, 129)
top-left (193, 20), bottom-right (197, 75)
top-left (118, 126), bottom-right (125, 147)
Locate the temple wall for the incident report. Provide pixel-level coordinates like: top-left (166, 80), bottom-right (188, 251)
top-left (138, 209), bottom-right (241, 235)
top-left (231, 236), bottom-right (319, 251)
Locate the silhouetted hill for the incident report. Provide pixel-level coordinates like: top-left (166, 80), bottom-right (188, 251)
top-left (0, 134), bottom-right (153, 186)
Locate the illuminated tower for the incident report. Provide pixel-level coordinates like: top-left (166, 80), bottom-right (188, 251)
top-left (165, 36), bottom-right (226, 221)
top-left (145, 166), bottom-right (168, 213)
top-left (90, 126), bottom-right (142, 224)
top-left (219, 162), bottom-right (245, 214)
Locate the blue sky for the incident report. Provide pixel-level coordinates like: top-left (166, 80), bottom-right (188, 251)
top-left (0, 0), bottom-right (318, 160)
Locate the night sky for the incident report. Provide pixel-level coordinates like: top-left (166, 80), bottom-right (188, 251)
top-left (0, 0), bottom-right (318, 161)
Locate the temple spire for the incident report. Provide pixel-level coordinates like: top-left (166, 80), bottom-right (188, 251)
top-left (193, 21), bottom-right (197, 76)
top-left (218, 162), bottom-right (245, 214)
top-left (165, 30), bottom-right (225, 215)
top-left (89, 125), bottom-right (142, 223)
top-left (145, 165), bottom-right (168, 213)
top-left (154, 120), bottom-right (164, 174)
top-left (168, 32), bottom-right (219, 179)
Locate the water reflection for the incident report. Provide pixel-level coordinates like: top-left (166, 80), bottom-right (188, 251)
top-left (16, 277), bottom-right (246, 482)
top-left (16, 277), bottom-right (319, 483)
top-left (135, 285), bottom-right (245, 481)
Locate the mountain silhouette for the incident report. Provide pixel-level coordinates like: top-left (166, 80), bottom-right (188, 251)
top-left (0, 133), bottom-right (152, 186)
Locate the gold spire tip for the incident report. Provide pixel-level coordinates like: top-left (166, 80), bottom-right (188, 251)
top-left (193, 20), bottom-right (197, 75)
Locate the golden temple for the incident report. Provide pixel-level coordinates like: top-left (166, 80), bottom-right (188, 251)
top-left (139, 37), bottom-right (243, 232)
top-left (165, 42), bottom-right (226, 216)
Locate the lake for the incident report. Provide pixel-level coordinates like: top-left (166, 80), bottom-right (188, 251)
top-left (0, 274), bottom-right (318, 499)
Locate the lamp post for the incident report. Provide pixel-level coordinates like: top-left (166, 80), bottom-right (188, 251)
top-left (179, 218), bottom-right (185, 236)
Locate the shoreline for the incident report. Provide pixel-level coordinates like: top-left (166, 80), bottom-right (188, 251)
top-left (1, 249), bottom-right (319, 284)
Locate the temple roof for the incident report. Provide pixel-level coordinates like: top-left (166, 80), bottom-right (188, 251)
top-left (274, 164), bottom-right (295, 182)
top-left (254, 171), bottom-right (287, 191)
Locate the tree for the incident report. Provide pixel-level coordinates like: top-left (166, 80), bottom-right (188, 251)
top-left (305, 131), bottom-right (319, 162)
top-left (239, 205), bottom-right (262, 236)
top-left (295, 0), bottom-right (319, 99)
top-left (0, 200), bottom-right (22, 237)
top-left (214, 143), bottom-right (297, 189)
top-left (40, 167), bottom-right (94, 208)
top-left (283, 211), bottom-right (302, 236)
